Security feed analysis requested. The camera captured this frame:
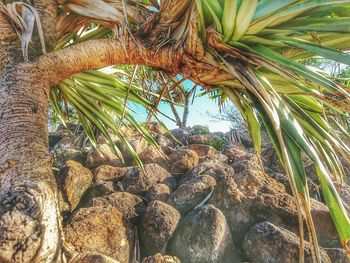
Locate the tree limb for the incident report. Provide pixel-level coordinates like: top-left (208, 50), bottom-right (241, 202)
top-left (37, 38), bottom-right (181, 87)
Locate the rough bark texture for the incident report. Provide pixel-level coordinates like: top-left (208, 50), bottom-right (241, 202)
top-left (0, 62), bottom-right (64, 262)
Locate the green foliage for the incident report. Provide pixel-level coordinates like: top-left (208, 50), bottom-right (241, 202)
top-left (206, 138), bottom-right (228, 151)
top-left (193, 125), bottom-right (210, 135)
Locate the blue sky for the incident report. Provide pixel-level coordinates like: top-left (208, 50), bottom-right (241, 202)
top-left (131, 79), bottom-right (233, 133)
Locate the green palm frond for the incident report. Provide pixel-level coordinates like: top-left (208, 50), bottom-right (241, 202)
top-left (194, 0), bottom-right (350, 258)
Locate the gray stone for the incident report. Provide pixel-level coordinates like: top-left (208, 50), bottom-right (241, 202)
top-left (56, 162), bottom-right (93, 210)
top-left (51, 148), bottom-right (86, 168)
top-left (121, 163), bottom-right (175, 194)
top-left (145, 183), bottom-right (172, 202)
top-left (92, 192), bottom-right (146, 223)
top-left (140, 201), bottom-right (181, 256)
top-left (86, 144), bottom-right (123, 169)
top-left (168, 148), bottom-right (199, 174)
top-left (181, 161), bottom-right (234, 185)
top-left (209, 169), bottom-right (299, 246)
top-left (168, 175), bottom-right (216, 215)
top-left (243, 222), bottom-right (331, 263)
top-left (168, 205), bottom-right (240, 263)
top-left (64, 207), bottom-right (131, 263)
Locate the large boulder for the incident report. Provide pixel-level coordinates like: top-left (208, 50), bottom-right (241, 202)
top-left (51, 148), bottom-right (86, 168)
top-left (170, 128), bottom-right (192, 145)
top-left (64, 207), bottom-right (131, 263)
top-left (181, 161), bottom-right (235, 185)
top-left (187, 144), bottom-right (218, 163)
top-left (93, 165), bottom-right (128, 182)
top-left (324, 248), bottom-right (348, 263)
top-left (188, 134), bottom-right (217, 145)
top-left (121, 163), bottom-right (175, 194)
top-left (56, 161), bottom-right (93, 210)
top-left (168, 149), bottom-right (199, 174)
top-left (140, 201), bottom-right (181, 256)
top-left (209, 169), bottom-right (298, 246)
top-left (311, 199), bottom-right (340, 248)
top-left (168, 205), bottom-right (240, 263)
top-left (141, 254), bottom-right (181, 263)
top-left (49, 130), bottom-right (69, 149)
top-left (71, 252), bottom-right (118, 263)
top-left (243, 222), bottom-right (331, 263)
top-left (168, 175), bottom-right (216, 215)
top-left (86, 144), bottom-right (123, 169)
top-left (230, 153), bottom-right (260, 173)
top-left (86, 165), bottom-right (129, 199)
top-left (138, 146), bottom-right (167, 168)
top-left (92, 192), bottom-right (146, 223)
top-left (222, 144), bottom-right (247, 163)
top-left (145, 183), bottom-right (172, 202)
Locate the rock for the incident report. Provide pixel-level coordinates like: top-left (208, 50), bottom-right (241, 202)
top-left (311, 199), bottom-right (340, 248)
top-left (140, 201), bottom-right (181, 256)
top-left (223, 144), bottom-right (247, 163)
top-left (261, 146), bottom-right (284, 174)
top-left (57, 122), bottom-right (78, 132)
top-left (187, 144), bottom-right (218, 162)
top-left (268, 173), bottom-right (321, 200)
top-left (181, 161), bottom-right (234, 185)
top-left (339, 184), bottom-right (350, 211)
top-left (157, 134), bottom-right (175, 149)
top-left (230, 153), bottom-right (260, 173)
top-left (84, 165), bottom-right (130, 199)
top-left (168, 175), bottom-right (216, 215)
top-left (170, 128), bottom-right (192, 145)
top-left (188, 134), bottom-right (216, 145)
top-left (49, 130), bottom-right (69, 149)
top-left (324, 248), bottom-right (348, 263)
top-left (139, 146), bottom-right (167, 167)
top-left (141, 254), bottom-right (181, 263)
top-left (117, 136), bottom-right (149, 165)
top-left (51, 148), bottom-right (86, 168)
top-left (145, 184), bottom-right (172, 202)
top-left (92, 192), bottom-right (146, 223)
top-left (121, 163), bottom-right (175, 194)
top-left (168, 205), bottom-right (240, 263)
top-left (96, 135), bottom-right (107, 145)
top-left (93, 165), bottom-right (128, 182)
top-left (64, 207), bottom-right (131, 263)
top-left (56, 163), bottom-right (93, 210)
top-left (243, 222), bottom-right (331, 263)
top-left (86, 144), bottom-right (123, 169)
top-left (86, 180), bottom-right (116, 200)
top-left (209, 169), bottom-right (299, 246)
top-left (54, 136), bottom-right (75, 149)
top-left (148, 122), bottom-right (167, 135)
top-left (71, 252), bottom-right (119, 263)
top-left (168, 149), bottom-right (199, 174)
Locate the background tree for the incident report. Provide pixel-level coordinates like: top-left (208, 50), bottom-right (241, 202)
top-left (1, 1), bottom-right (350, 262)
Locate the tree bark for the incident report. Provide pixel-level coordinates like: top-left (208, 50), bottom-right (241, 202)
top-left (0, 36), bottom-right (180, 262)
top-left (0, 61), bottom-right (64, 262)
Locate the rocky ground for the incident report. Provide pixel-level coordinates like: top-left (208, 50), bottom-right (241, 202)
top-left (50, 124), bottom-right (350, 263)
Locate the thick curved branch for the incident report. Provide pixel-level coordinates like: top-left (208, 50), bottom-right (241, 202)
top-left (37, 38), bottom-right (181, 87)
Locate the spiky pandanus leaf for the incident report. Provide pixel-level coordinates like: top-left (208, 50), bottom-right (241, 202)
top-left (196, 0), bottom-right (350, 259)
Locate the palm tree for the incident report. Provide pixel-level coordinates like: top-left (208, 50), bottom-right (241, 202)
top-left (1, 1), bottom-right (350, 262)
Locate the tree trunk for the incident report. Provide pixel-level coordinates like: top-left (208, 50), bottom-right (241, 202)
top-left (182, 93), bottom-right (190, 128)
top-left (0, 33), bottom-right (180, 262)
top-left (0, 60), bottom-right (64, 262)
